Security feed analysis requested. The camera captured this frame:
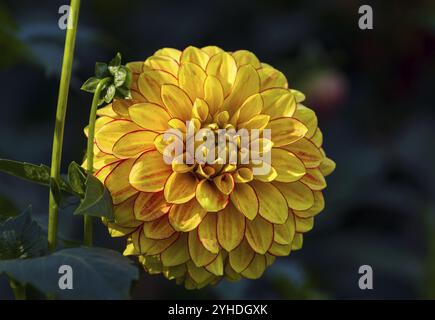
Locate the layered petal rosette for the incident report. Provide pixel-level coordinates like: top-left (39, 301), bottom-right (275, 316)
top-left (84, 46), bottom-right (335, 289)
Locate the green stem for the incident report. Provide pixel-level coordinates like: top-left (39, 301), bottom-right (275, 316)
top-left (9, 278), bottom-right (26, 300)
top-left (83, 78), bottom-right (111, 246)
top-left (48, 0), bottom-right (81, 252)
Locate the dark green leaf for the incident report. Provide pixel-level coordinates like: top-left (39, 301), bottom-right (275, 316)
top-left (67, 162), bottom-right (86, 197)
top-left (0, 159), bottom-right (75, 195)
top-left (80, 77), bottom-right (100, 93)
top-left (114, 66), bottom-right (127, 87)
top-left (0, 247), bottom-right (138, 299)
top-left (115, 86), bottom-right (132, 100)
top-left (95, 62), bottom-right (108, 78)
top-left (104, 84), bottom-right (116, 103)
top-left (74, 174), bottom-right (114, 220)
top-left (0, 207), bottom-right (47, 260)
top-left (108, 52), bottom-right (122, 74)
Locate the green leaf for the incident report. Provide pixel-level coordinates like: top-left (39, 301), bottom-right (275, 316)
top-left (0, 159), bottom-right (74, 195)
top-left (0, 207), bottom-right (47, 260)
top-left (108, 52), bottom-right (122, 74)
top-left (104, 84), bottom-right (116, 103)
top-left (67, 162), bottom-right (86, 197)
top-left (80, 76), bottom-right (100, 93)
top-left (74, 174), bottom-right (114, 220)
top-left (115, 86), bottom-right (132, 100)
top-left (114, 66), bottom-right (127, 87)
top-left (0, 247), bottom-right (139, 299)
top-left (0, 195), bottom-right (19, 223)
top-left (95, 62), bottom-right (108, 78)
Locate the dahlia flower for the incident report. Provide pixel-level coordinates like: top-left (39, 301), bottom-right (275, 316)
top-left (84, 46), bottom-right (335, 289)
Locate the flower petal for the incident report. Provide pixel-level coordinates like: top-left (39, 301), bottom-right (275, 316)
top-left (246, 215), bottom-right (273, 254)
top-left (295, 216), bottom-right (314, 233)
top-left (205, 251), bottom-right (225, 276)
top-left (292, 233), bottom-right (303, 250)
top-left (154, 48), bottom-right (182, 62)
top-left (232, 50), bottom-right (261, 68)
top-left (273, 181), bottom-right (314, 211)
top-left (273, 213), bottom-right (296, 245)
top-left (180, 46), bottom-right (209, 69)
top-left (198, 214), bottom-right (220, 254)
top-left (206, 52), bottom-right (237, 97)
top-left (213, 173), bottom-right (234, 195)
top-left (320, 157), bottom-right (336, 176)
top-left (266, 117), bottom-right (307, 147)
top-left (300, 168), bottom-right (327, 190)
top-left (143, 216), bottom-right (175, 240)
top-left (144, 55), bottom-right (179, 77)
top-left (272, 148), bottom-right (306, 182)
top-left (293, 104), bottom-right (318, 138)
top-left (201, 45), bottom-right (224, 57)
top-left (169, 198), bottom-right (207, 232)
top-left (138, 69), bottom-right (177, 105)
top-left (293, 191), bottom-right (324, 218)
top-left (105, 159), bottom-right (138, 205)
top-left (283, 138), bottom-right (323, 168)
top-left (179, 62), bottom-right (207, 102)
top-left (250, 181), bottom-right (288, 224)
top-left (230, 183), bottom-right (258, 220)
top-left (196, 180), bottom-right (229, 212)
top-left (235, 93), bottom-right (263, 124)
top-left (241, 254), bottom-right (266, 279)
top-left (229, 239), bottom-right (255, 273)
top-left (188, 231), bottom-right (217, 267)
top-left (164, 172), bottom-right (197, 204)
top-left (129, 150), bottom-right (172, 192)
top-left (112, 130), bottom-right (157, 159)
top-left (95, 119), bottom-right (142, 154)
top-left (217, 203), bottom-right (245, 251)
top-left (261, 90), bottom-right (296, 119)
top-left (161, 84), bottom-right (193, 121)
top-left (134, 191), bottom-right (170, 222)
top-left (257, 65), bottom-right (288, 90)
top-left (161, 233), bottom-right (190, 267)
top-left (129, 103), bottom-right (171, 131)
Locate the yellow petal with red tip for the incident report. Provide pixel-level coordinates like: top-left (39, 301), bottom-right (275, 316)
top-left (169, 198), bottom-right (206, 232)
top-left (126, 61), bottom-right (143, 74)
top-left (96, 104), bottom-right (119, 118)
top-left (188, 231), bottom-right (217, 267)
top-left (261, 90), bottom-right (296, 119)
top-left (206, 52), bottom-right (237, 97)
top-left (273, 181), bottom-right (314, 211)
top-left (179, 62), bottom-right (206, 101)
top-left (266, 117), bottom-right (307, 147)
top-left (196, 180), bottom-right (229, 212)
top-left (112, 99), bottom-right (131, 118)
top-left (161, 233), bottom-right (190, 267)
top-left (164, 172), bottom-right (197, 204)
top-left (139, 68), bottom-right (177, 105)
top-left (250, 181), bottom-right (288, 224)
top-left (198, 214), bottom-right (220, 254)
top-left (161, 84), bottom-right (192, 121)
top-left (129, 103), bottom-right (171, 131)
top-left (112, 195), bottom-right (142, 230)
top-left (95, 120), bottom-right (142, 154)
top-left (293, 104), bottom-right (318, 138)
top-left (217, 203), bottom-right (245, 251)
top-left (236, 93), bottom-right (263, 124)
top-left (113, 130), bottom-right (157, 159)
top-left (223, 64), bottom-right (260, 115)
top-left (320, 157), bottom-right (336, 176)
top-left (105, 159), bottom-right (137, 205)
top-left (129, 150), bottom-right (172, 192)
top-left (258, 66), bottom-right (288, 90)
top-left (229, 239), bottom-right (255, 273)
top-left (204, 75), bottom-right (224, 116)
top-left (272, 148), bottom-right (306, 183)
top-left (284, 138), bottom-right (323, 168)
top-left (246, 215), bottom-right (273, 254)
top-left (230, 183), bottom-right (258, 220)
top-left (301, 168), bottom-right (326, 190)
top-left (213, 173), bottom-right (234, 195)
top-left (144, 55), bottom-right (179, 77)
top-left (273, 214), bottom-right (295, 245)
top-left (154, 48), bottom-right (182, 62)
top-left (132, 228), bottom-right (178, 255)
top-left (180, 46), bottom-right (209, 69)
top-left (143, 216), bottom-right (175, 240)
top-left (232, 50), bottom-right (261, 68)
top-left (241, 254), bottom-right (266, 279)
top-left (134, 192), bottom-right (170, 222)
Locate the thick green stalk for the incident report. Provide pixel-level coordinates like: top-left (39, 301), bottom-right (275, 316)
top-left (84, 78), bottom-right (111, 246)
top-left (48, 0), bottom-right (81, 251)
top-left (9, 278), bottom-right (26, 300)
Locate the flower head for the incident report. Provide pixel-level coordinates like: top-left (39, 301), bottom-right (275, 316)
top-left (85, 46), bottom-right (335, 289)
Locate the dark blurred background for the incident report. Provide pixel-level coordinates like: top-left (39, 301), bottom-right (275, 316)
top-left (1, 0), bottom-right (435, 299)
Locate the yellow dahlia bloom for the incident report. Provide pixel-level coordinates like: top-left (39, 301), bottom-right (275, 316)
top-left (84, 46), bottom-right (335, 289)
